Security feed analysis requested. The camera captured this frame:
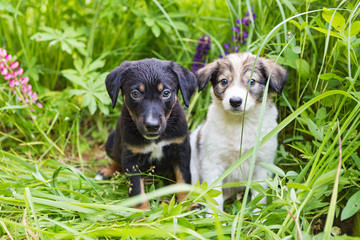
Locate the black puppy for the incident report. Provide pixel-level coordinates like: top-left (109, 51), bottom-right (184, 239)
top-left (95, 58), bottom-right (197, 209)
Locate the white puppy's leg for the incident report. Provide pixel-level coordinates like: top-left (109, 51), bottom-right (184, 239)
top-left (251, 164), bottom-right (269, 204)
top-left (201, 167), bottom-right (224, 211)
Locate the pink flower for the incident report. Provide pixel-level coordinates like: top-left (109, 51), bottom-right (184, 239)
top-left (9, 80), bottom-right (15, 88)
top-left (1, 48), bottom-right (43, 114)
top-left (5, 54), bottom-right (12, 62)
top-left (4, 73), bottom-right (12, 80)
top-left (20, 77), bottom-right (29, 83)
top-left (31, 92), bottom-right (37, 101)
top-left (0, 49), bottom-right (6, 58)
top-left (1, 68), bottom-right (8, 75)
top-left (10, 61), bottom-right (19, 69)
top-left (15, 68), bottom-right (23, 76)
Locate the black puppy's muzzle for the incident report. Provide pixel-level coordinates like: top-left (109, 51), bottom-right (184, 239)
top-left (144, 117), bottom-right (160, 133)
top-left (138, 105), bottom-right (166, 140)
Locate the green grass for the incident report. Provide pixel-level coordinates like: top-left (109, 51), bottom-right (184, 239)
top-left (1, 0), bottom-right (360, 239)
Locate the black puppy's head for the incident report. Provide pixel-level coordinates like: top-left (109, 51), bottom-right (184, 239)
top-left (105, 58), bottom-right (197, 140)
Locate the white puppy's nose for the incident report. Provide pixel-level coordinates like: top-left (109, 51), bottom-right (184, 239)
top-left (229, 97), bottom-right (242, 108)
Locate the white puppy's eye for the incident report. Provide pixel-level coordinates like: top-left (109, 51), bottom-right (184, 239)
top-left (162, 89), bottom-right (171, 99)
top-left (220, 78), bottom-right (228, 86)
top-left (130, 90), bottom-right (141, 99)
top-left (249, 79), bottom-right (256, 86)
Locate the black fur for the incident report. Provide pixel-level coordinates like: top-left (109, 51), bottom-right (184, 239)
top-left (104, 58), bottom-right (197, 200)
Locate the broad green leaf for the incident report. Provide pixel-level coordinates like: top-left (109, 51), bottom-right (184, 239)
top-left (88, 96), bottom-right (97, 115)
top-left (157, 20), bottom-right (172, 32)
top-left (346, 21), bottom-right (360, 36)
top-left (316, 107), bottom-right (327, 120)
top-left (259, 162), bottom-right (285, 177)
top-left (0, 1), bottom-right (22, 15)
top-left (144, 17), bottom-right (154, 27)
top-left (311, 27), bottom-right (342, 39)
top-left (287, 182), bottom-right (310, 191)
top-left (318, 73), bottom-right (344, 81)
top-left (300, 22), bottom-right (308, 30)
top-left (307, 119), bottom-right (323, 141)
top-left (295, 59), bottom-right (310, 79)
top-left (313, 169), bottom-right (344, 190)
top-left (88, 58), bottom-right (105, 72)
top-left (322, 8), bottom-right (346, 31)
top-left (292, 46), bottom-right (301, 54)
top-left (173, 21), bottom-right (189, 31)
top-left (341, 191), bottom-right (360, 221)
top-left (290, 188), bottom-right (297, 203)
top-left (289, 20), bottom-right (301, 30)
top-left (151, 24), bottom-right (161, 38)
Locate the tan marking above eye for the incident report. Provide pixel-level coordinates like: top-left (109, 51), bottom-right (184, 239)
top-left (158, 83), bottom-right (164, 92)
top-left (139, 84), bottom-right (145, 92)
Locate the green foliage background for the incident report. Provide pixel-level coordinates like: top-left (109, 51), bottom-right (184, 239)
top-left (0, 0), bottom-right (360, 239)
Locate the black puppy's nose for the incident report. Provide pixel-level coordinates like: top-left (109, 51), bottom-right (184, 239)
top-left (229, 97), bottom-right (242, 108)
top-left (145, 120), bottom-right (160, 132)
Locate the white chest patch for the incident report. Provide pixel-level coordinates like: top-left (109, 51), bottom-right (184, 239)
top-left (129, 140), bottom-right (174, 161)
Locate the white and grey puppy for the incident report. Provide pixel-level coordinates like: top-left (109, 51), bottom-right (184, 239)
top-left (190, 52), bottom-right (287, 211)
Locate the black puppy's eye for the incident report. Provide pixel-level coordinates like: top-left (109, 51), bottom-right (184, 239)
top-left (162, 89), bottom-right (171, 99)
top-left (130, 90), bottom-right (141, 99)
top-left (220, 78), bottom-right (228, 86)
top-left (249, 79), bottom-right (256, 86)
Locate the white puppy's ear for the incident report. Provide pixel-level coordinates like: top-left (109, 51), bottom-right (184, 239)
top-left (260, 58), bottom-right (287, 94)
top-left (196, 60), bottom-right (219, 91)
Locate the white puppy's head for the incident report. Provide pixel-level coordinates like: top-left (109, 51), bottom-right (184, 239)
top-left (196, 52), bottom-right (287, 114)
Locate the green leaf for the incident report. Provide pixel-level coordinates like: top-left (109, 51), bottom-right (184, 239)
top-left (292, 46), bottom-right (301, 54)
top-left (300, 22), bottom-right (308, 30)
top-left (346, 21), bottom-right (360, 36)
top-left (87, 58), bottom-right (105, 72)
top-left (311, 27), bottom-right (342, 39)
top-left (88, 96), bottom-right (97, 115)
top-left (316, 108), bottom-right (327, 120)
top-left (173, 21), bottom-right (189, 31)
top-left (322, 8), bottom-right (346, 31)
top-left (0, 1), bottom-right (22, 15)
top-left (259, 162), bottom-right (285, 177)
top-left (318, 73), bottom-right (344, 81)
top-left (144, 17), bottom-right (155, 27)
top-left (151, 24), bottom-right (161, 38)
top-left (341, 191), bottom-right (360, 221)
top-left (287, 182), bottom-right (310, 191)
top-left (307, 119), bottom-right (323, 141)
top-left (289, 20), bottom-right (301, 30)
top-left (295, 59), bottom-right (310, 79)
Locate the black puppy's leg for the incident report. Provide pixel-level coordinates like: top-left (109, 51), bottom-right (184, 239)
top-left (95, 130), bottom-right (122, 180)
top-left (123, 156), bottom-right (150, 210)
top-left (127, 174), bottom-right (149, 210)
top-left (172, 141), bottom-right (191, 202)
top-left (105, 130), bottom-right (116, 159)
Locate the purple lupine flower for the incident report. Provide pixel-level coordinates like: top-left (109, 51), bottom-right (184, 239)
top-left (0, 48), bottom-right (43, 115)
top-left (220, 8), bottom-right (256, 58)
top-left (192, 35), bottom-right (211, 73)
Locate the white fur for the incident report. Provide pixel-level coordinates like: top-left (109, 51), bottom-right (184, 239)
top-left (190, 54), bottom-right (280, 211)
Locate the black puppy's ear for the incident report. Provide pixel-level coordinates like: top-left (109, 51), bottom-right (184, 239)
top-left (105, 61), bottom-right (132, 108)
top-left (195, 60), bottom-right (219, 91)
top-left (170, 62), bottom-right (197, 107)
top-left (259, 58), bottom-right (287, 94)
